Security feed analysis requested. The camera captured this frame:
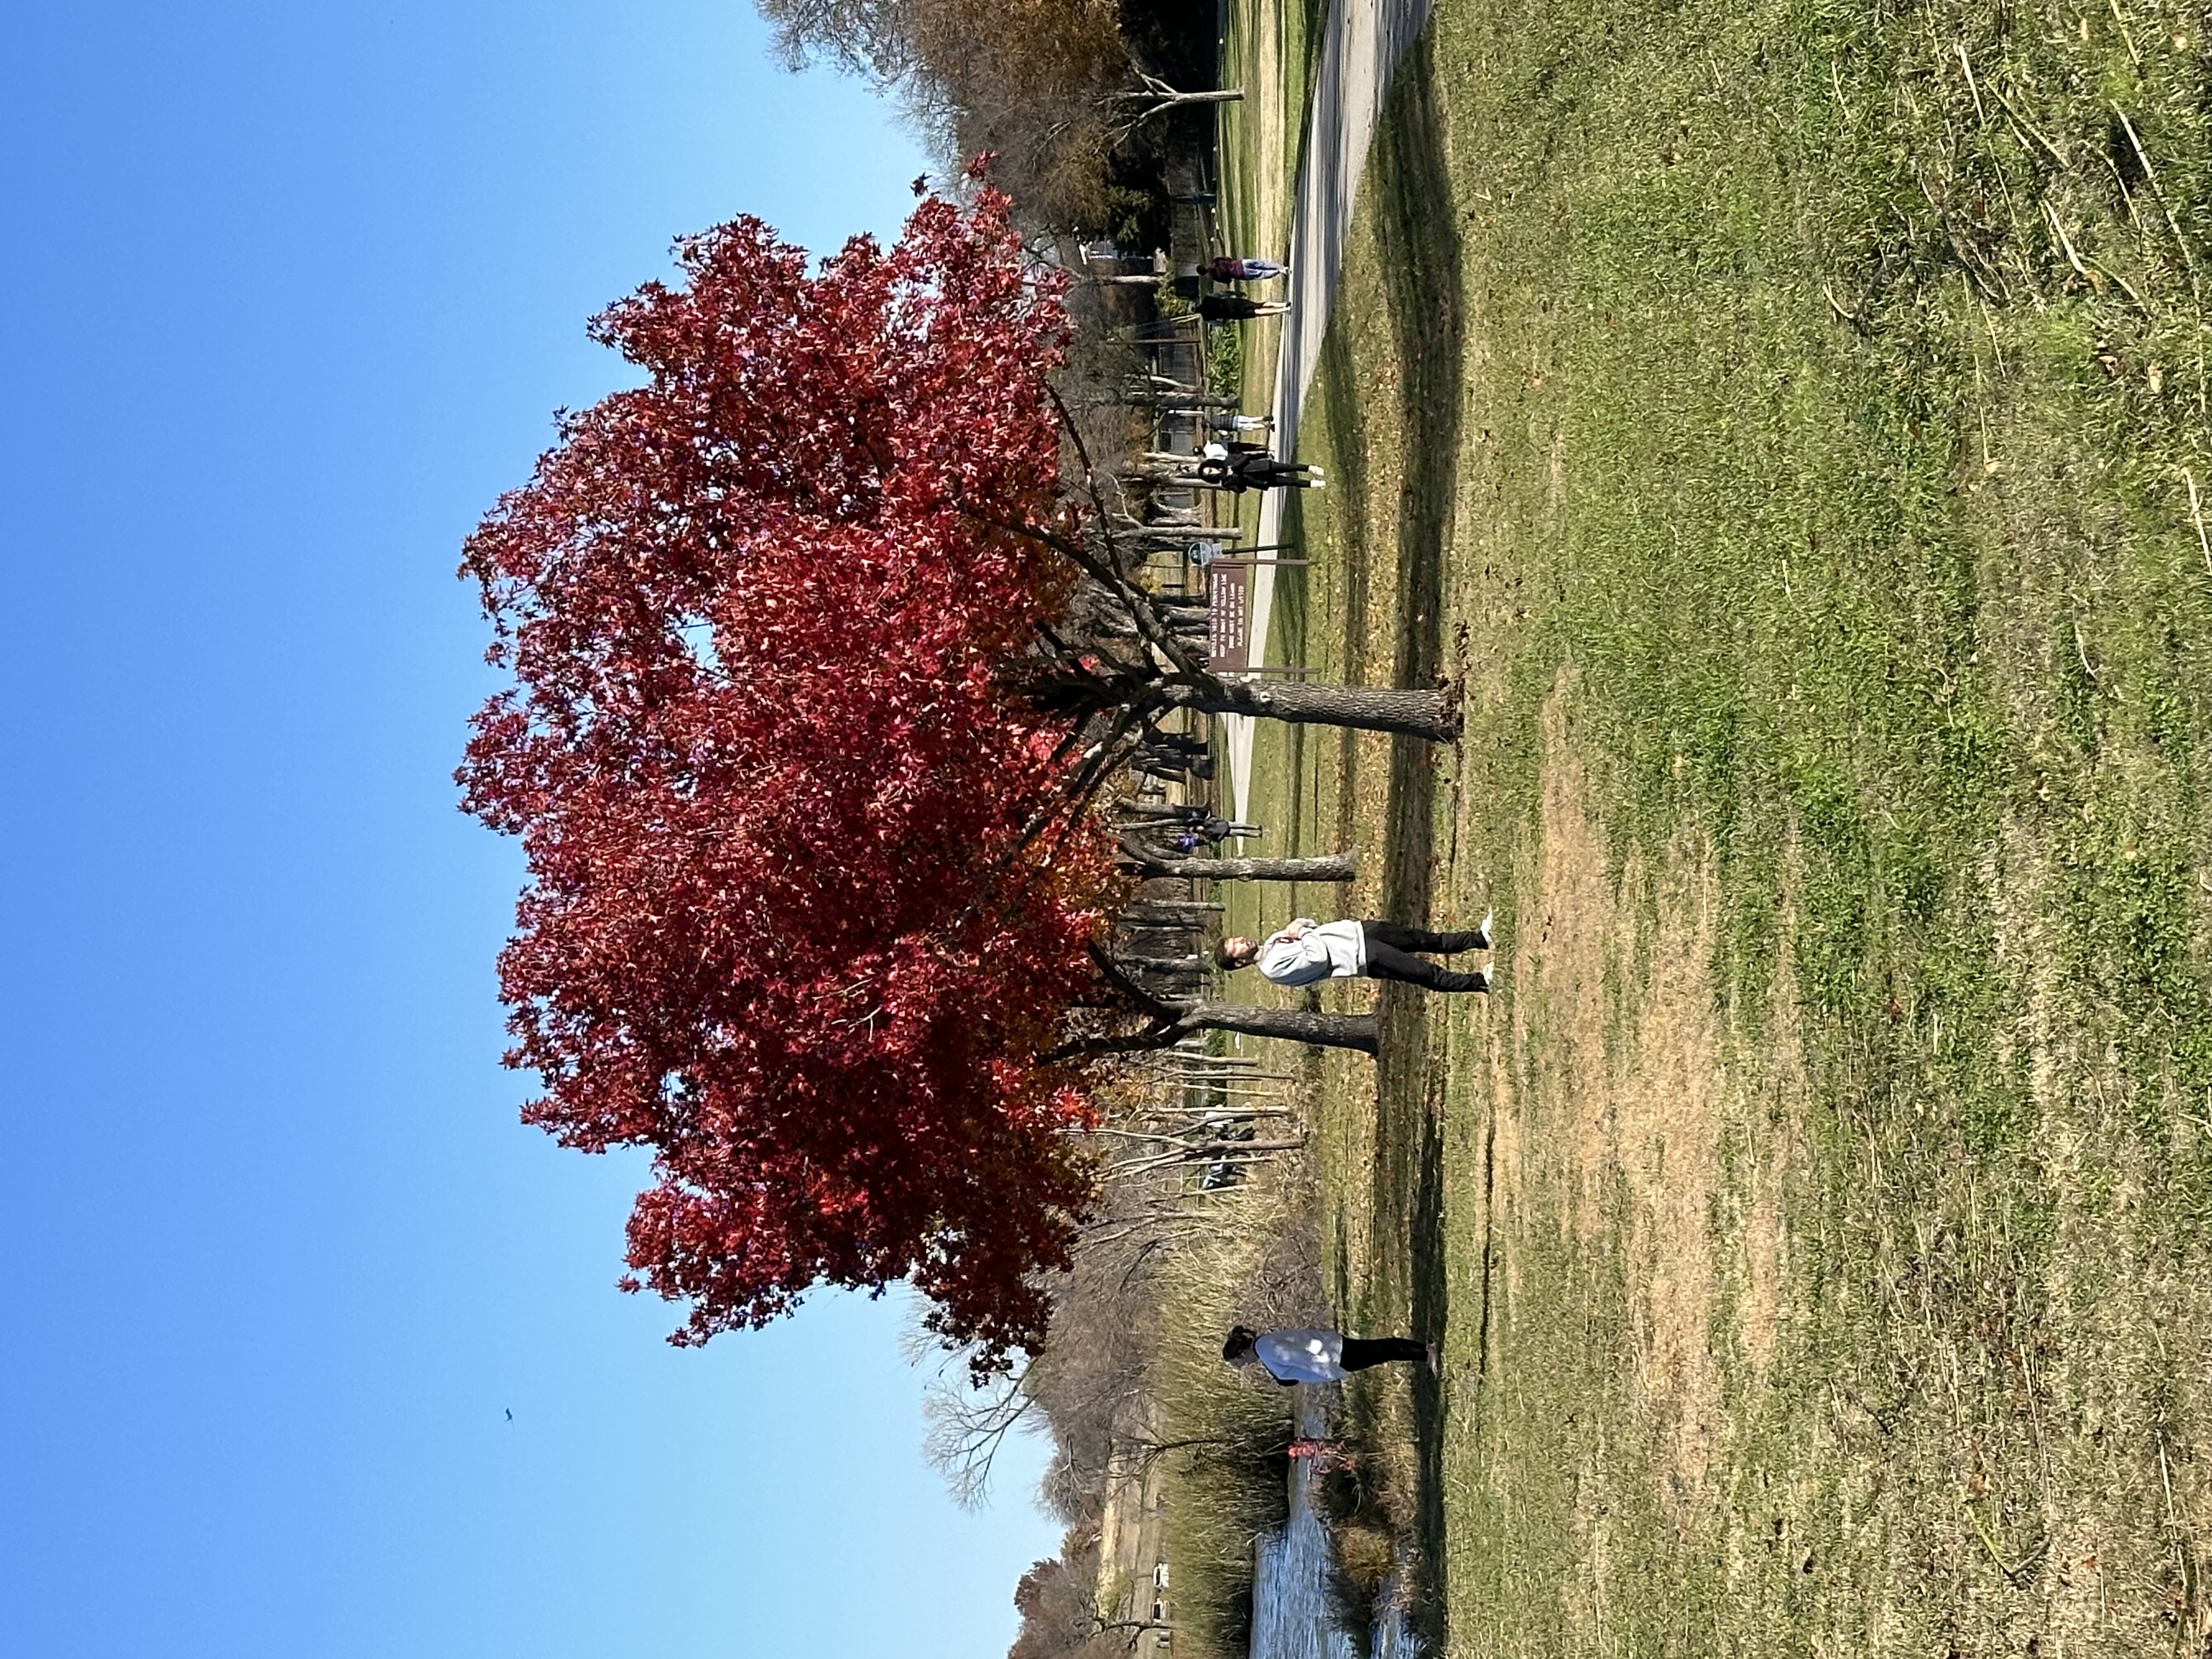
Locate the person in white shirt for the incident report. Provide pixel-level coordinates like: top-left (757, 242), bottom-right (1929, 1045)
top-left (1212, 915), bottom-right (1494, 993)
top-left (1221, 1324), bottom-right (1435, 1383)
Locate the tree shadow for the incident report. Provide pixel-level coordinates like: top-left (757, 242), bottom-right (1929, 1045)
top-left (1310, 322), bottom-right (1374, 857)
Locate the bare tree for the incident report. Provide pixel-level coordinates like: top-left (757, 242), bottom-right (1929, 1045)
top-left (922, 1366), bottom-right (1040, 1510)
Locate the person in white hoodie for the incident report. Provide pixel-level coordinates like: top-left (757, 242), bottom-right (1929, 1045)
top-left (1213, 914), bottom-right (1493, 993)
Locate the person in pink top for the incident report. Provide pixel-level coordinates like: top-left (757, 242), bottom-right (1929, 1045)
top-left (1208, 255), bottom-right (1290, 282)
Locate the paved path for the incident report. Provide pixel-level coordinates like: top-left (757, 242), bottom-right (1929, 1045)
top-left (1227, 0), bottom-right (1436, 825)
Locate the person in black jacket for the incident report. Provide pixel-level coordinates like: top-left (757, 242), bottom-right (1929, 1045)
top-left (1192, 448), bottom-right (1323, 492)
top-left (1197, 292), bottom-right (1291, 322)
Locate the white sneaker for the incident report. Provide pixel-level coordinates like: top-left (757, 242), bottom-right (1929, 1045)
top-left (1476, 910), bottom-right (1494, 949)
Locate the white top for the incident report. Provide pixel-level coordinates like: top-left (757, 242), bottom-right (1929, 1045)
top-left (1254, 1328), bottom-right (1347, 1383)
top-left (1254, 918), bottom-right (1365, 985)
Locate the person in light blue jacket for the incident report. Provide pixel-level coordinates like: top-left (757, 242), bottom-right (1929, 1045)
top-left (1214, 915), bottom-right (1493, 994)
top-left (1221, 1324), bottom-right (1435, 1383)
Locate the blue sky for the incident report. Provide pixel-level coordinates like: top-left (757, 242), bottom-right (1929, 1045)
top-left (0, 4), bottom-right (1059, 1654)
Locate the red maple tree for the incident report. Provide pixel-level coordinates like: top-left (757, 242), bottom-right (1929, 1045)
top-left (460, 187), bottom-right (1119, 1368)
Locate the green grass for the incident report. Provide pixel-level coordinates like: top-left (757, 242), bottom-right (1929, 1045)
top-left (1215, 0), bottom-right (2212, 1652)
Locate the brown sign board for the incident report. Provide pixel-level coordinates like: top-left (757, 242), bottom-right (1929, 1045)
top-left (1207, 564), bottom-right (1249, 673)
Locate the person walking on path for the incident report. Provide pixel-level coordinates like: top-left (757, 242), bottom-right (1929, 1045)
top-left (1208, 255), bottom-right (1291, 283)
top-left (1222, 1325), bottom-right (1435, 1384)
top-left (1191, 442), bottom-right (1323, 494)
top-left (1160, 406), bottom-right (1274, 435)
top-left (1197, 292), bottom-right (1291, 323)
top-left (1191, 410), bottom-right (1276, 435)
top-left (1214, 914), bottom-right (1494, 993)
top-left (1193, 455), bottom-right (1319, 493)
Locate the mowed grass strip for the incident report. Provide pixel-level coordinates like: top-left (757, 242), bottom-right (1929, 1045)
top-left (1233, 0), bottom-right (2212, 1652)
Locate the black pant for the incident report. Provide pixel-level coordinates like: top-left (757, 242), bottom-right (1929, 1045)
top-left (1359, 921), bottom-right (1488, 992)
top-left (1340, 1336), bottom-right (1427, 1372)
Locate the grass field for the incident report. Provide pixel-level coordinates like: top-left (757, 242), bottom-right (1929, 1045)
top-left (1209, 1), bottom-right (2212, 1652)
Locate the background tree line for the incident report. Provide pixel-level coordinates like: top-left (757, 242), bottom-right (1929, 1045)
top-left (754, 0), bottom-right (1220, 244)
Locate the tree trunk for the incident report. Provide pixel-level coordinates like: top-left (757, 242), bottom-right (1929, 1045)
top-left (1126, 393), bottom-right (1238, 409)
top-left (1172, 1001), bottom-right (1378, 1054)
top-left (1119, 89), bottom-right (1244, 107)
top-left (1166, 678), bottom-right (1460, 741)
top-left (1123, 900), bottom-right (1224, 923)
top-left (1111, 86), bottom-right (1245, 138)
top-left (1121, 849), bottom-right (1356, 883)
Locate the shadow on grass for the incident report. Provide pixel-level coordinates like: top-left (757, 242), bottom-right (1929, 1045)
top-left (1310, 324), bottom-right (1373, 859)
top-left (1359, 32), bottom-right (1464, 1652)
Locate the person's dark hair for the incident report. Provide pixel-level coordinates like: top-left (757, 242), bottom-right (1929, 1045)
top-left (1221, 1325), bottom-right (1257, 1364)
top-left (1213, 938), bottom-right (1249, 970)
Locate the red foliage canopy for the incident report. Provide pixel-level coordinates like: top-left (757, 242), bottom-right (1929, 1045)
top-left (460, 188), bottom-right (1114, 1368)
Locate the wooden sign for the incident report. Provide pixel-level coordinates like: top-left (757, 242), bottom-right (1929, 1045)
top-left (1207, 563), bottom-right (1249, 672)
